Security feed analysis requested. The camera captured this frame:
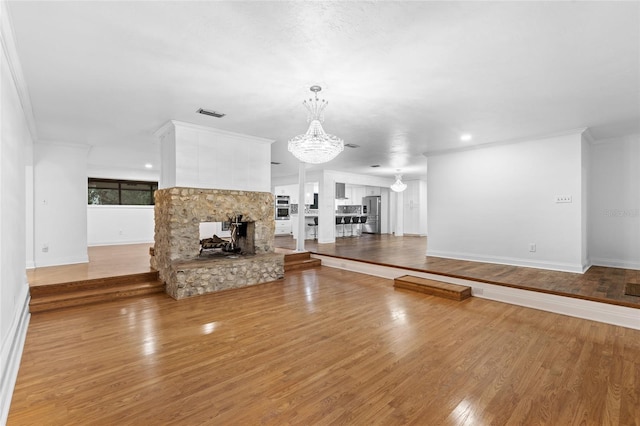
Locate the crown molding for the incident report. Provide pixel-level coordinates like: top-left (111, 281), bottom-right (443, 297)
top-left (424, 127), bottom-right (589, 157)
top-left (589, 132), bottom-right (640, 146)
top-left (35, 140), bottom-right (90, 152)
top-left (1, 0), bottom-right (38, 141)
top-left (581, 128), bottom-right (596, 145)
top-left (154, 120), bottom-right (275, 145)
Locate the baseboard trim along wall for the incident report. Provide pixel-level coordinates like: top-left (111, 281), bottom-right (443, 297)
top-left (35, 254), bottom-right (89, 268)
top-left (426, 249), bottom-right (588, 274)
top-left (314, 254), bottom-right (640, 331)
top-left (88, 239), bottom-right (154, 247)
top-left (0, 285), bottom-right (31, 425)
top-left (590, 257), bottom-right (640, 271)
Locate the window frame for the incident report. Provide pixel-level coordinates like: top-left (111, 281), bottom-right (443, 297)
top-left (88, 178), bottom-right (158, 206)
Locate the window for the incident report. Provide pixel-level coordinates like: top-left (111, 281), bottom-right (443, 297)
top-left (88, 178), bottom-right (158, 205)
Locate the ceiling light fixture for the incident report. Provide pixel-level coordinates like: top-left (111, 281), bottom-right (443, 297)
top-left (390, 171), bottom-right (407, 192)
top-left (460, 133), bottom-right (472, 142)
top-left (288, 85), bottom-right (344, 164)
top-left (144, 163), bottom-right (153, 169)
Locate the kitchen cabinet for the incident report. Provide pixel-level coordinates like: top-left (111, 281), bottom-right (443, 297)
top-left (351, 185), bottom-right (366, 207)
top-left (304, 183), bottom-right (315, 205)
top-left (402, 180), bottom-right (427, 235)
top-left (275, 183), bottom-right (316, 206)
top-left (275, 220), bottom-right (291, 235)
top-left (365, 186), bottom-right (381, 196)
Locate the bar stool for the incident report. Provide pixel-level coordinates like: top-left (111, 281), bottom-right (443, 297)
top-left (359, 216), bottom-right (368, 234)
top-left (307, 216), bottom-right (318, 239)
top-left (343, 216), bottom-right (352, 236)
top-left (351, 216), bottom-right (360, 236)
top-left (335, 216), bottom-right (343, 237)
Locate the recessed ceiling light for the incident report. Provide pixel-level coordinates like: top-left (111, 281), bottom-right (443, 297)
top-left (370, 164), bottom-right (380, 168)
top-left (197, 108), bottom-right (226, 118)
top-left (344, 143), bottom-right (360, 148)
top-left (144, 163), bottom-right (153, 169)
top-left (460, 133), bottom-right (472, 142)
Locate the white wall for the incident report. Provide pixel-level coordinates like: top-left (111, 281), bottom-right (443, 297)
top-left (588, 134), bottom-right (640, 269)
top-left (87, 206), bottom-right (154, 246)
top-left (156, 120), bottom-right (273, 192)
top-left (1, 1), bottom-right (33, 420)
top-left (34, 142), bottom-right (89, 266)
top-left (86, 165), bottom-right (159, 247)
top-left (427, 132), bottom-right (587, 273)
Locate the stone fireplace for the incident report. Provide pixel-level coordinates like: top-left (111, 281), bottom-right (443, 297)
top-left (153, 187), bottom-right (284, 299)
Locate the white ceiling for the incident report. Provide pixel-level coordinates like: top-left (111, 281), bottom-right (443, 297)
top-left (8, 1), bottom-right (640, 181)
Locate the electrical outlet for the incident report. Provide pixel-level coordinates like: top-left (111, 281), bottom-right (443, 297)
top-left (555, 195), bottom-right (572, 203)
top-left (42, 243), bottom-right (49, 253)
top-left (529, 243), bottom-right (536, 252)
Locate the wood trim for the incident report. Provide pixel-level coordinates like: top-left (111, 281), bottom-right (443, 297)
top-left (0, 285), bottom-right (30, 425)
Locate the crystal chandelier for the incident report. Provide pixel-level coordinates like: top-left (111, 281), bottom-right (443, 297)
top-left (288, 85), bottom-right (344, 164)
top-left (390, 173), bottom-right (407, 192)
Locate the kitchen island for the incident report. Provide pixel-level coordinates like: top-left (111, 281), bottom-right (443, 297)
top-left (291, 213), bottom-right (364, 240)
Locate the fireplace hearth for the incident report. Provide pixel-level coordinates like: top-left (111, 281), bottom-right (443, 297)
top-left (153, 187), bottom-right (284, 299)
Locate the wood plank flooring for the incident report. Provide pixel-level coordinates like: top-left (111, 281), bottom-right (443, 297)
top-left (276, 234), bottom-right (640, 309)
top-left (9, 267), bottom-right (640, 425)
top-left (27, 243), bottom-right (155, 287)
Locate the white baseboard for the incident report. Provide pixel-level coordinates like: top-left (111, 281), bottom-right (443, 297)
top-left (0, 284), bottom-right (31, 424)
top-left (314, 254), bottom-right (640, 330)
top-left (34, 254), bottom-right (89, 268)
top-left (88, 240), bottom-right (154, 247)
top-left (427, 249), bottom-right (587, 273)
top-left (590, 257), bottom-right (640, 270)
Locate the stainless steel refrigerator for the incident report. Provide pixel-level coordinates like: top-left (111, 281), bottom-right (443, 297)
top-left (362, 196), bottom-right (381, 234)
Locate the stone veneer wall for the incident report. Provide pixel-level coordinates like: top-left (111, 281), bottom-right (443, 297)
top-left (154, 187), bottom-right (283, 299)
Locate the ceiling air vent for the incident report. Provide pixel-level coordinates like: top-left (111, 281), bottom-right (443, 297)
top-left (197, 108), bottom-right (226, 118)
top-left (270, 162), bottom-right (281, 165)
top-left (344, 143), bottom-right (360, 148)
top-left (370, 164), bottom-right (380, 168)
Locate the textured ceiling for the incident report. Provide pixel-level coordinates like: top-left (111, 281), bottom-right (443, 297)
top-left (8, 1), bottom-right (640, 181)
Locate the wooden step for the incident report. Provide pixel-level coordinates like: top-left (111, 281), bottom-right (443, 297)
top-left (30, 270), bottom-right (165, 313)
top-left (30, 271), bottom-right (159, 297)
top-left (625, 282), bottom-right (640, 296)
top-left (30, 280), bottom-right (165, 313)
top-left (393, 275), bottom-right (471, 301)
top-left (284, 252), bottom-right (322, 272)
top-left (285, 258), bottom-right (322, 272)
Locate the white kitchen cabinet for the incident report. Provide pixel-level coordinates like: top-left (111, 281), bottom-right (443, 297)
top-left (304, 183), bottom-right (315, 205)
top-left (365, 186), bottom-right (381, 196)
top-left (275, 220), bottom-right (291, 235)
top-left (351, 185), bottom-right (366, 206)
top-left (402, 180), bottom-right (427, 235)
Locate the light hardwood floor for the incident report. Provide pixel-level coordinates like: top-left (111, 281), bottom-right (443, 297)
top-left (27, 243), bottom-right (154, 287)
top-left (275, 234), bottom-right (640, 309)
top-left (10, 267), bottom-right (640, 425)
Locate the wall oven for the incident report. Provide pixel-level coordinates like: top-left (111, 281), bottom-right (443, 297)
top-left (275, 195), bottom-right (290, 220)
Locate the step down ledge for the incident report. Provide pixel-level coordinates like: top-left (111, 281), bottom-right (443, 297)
top-left (394, 275), bottom-right (471, 301)
top-left (30, 281), bottom-right (164, 304)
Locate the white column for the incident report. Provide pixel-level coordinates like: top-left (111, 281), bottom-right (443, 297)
top-left (395, 191), bottom-right (404, 237)
top-left (296, 162), bottom-right (306, 252)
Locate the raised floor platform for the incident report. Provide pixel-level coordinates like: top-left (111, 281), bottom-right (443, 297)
top-left (275, 235), bottom-right (640, 310)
